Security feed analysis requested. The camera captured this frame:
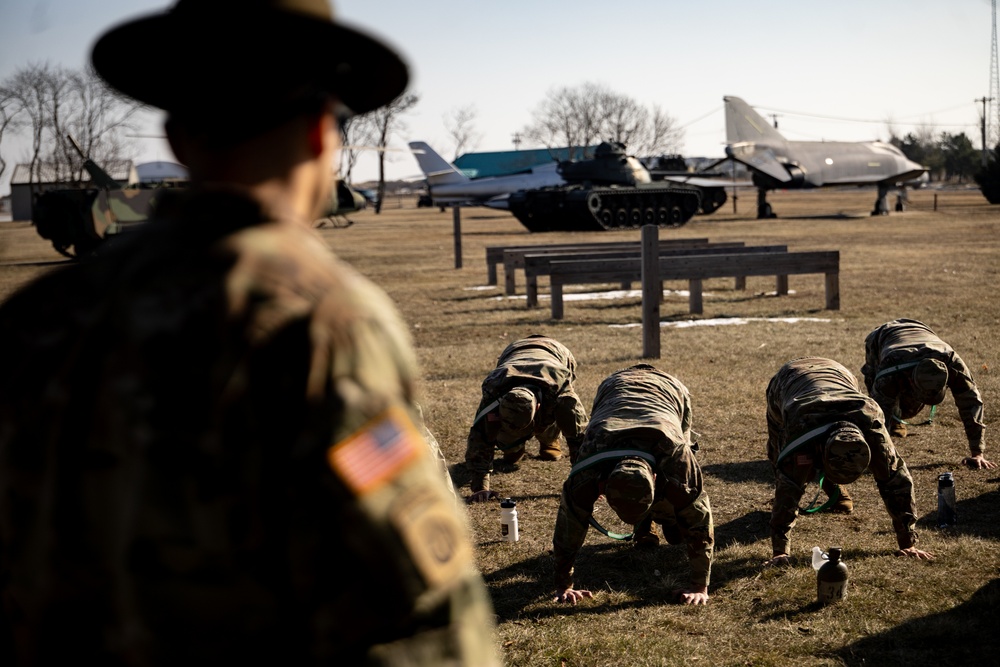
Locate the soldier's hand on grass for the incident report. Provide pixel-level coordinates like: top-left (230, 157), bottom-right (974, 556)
top-left (674, 586), bottom-right (709, 605)
top-left (764, 553), bottom-right (792, 567)
top-left (895, 547), bottom-right (935, 560)
top-left (554, 587), bottom-right (594, 605)
top-left (466, 490), bottom-right (500, 504)
top-left (962, 454), bottom-right (997, 470)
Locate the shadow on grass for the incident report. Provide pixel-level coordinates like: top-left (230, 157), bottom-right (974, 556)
top-left (915, 487), bottom-right (1000, 540)
top-left (483, 539), bottom-right (704, 621)
top-left (703, 459), bottom-right (773, 485)
top-left (836, 578), bottom-right (1000, 666)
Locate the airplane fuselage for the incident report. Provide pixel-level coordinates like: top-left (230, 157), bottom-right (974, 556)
top-left (748, 139), bottom-right (926, 190)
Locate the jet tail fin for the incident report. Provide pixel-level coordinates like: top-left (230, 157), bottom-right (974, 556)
top-left (408, 142), bottom-right (470, 186)
top-left (724, 96), bottom-right (788, 148)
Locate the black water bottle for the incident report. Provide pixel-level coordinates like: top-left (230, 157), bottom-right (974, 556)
top-left (937, 472), bottom-right (957, 528)
top-left (817, 546), bottom-right (848, 604)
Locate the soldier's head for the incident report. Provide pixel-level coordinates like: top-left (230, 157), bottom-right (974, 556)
top-left (910, 358), bottom-right (948, 405)
top-left (822, 422), bottom-right (871, 485)
top-left (90, 0), bottom-right (407, 213)
top-left (604, 457), bottom-right (655, 525)
top-left (496, 386), bottom-right (538, 447)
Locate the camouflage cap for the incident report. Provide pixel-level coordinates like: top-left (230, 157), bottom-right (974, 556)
top-left (605, 457), bottom-right (655, 525)
top-left (911, 358), bottom-right (948, 405)
top-left (822, 422), bottom-right (871, 485)
top-left (496, 386), bottom-right (537, 447)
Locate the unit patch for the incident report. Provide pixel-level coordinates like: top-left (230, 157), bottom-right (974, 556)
top-left (390, 486), bottom-right (472, 588)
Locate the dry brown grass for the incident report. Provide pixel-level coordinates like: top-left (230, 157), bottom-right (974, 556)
top-left (2, 186), bottom-right (998, 666)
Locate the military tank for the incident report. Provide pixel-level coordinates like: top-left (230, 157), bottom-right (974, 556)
top-left (32, 135), bottom-right (168, 258)
top-left (505, 141), bottom-right (702, 232)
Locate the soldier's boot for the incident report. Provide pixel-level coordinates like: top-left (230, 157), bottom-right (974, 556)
top-left (889, 420), bottom-right (907, 439)
top-left (821, 478), bottom-right (854, 514)
top-left (538, 440), bottom-right (562, 461)
top-left (632, 516), bottom-right (659, 548)
top-left (501, 445), bottom-right (526, 465)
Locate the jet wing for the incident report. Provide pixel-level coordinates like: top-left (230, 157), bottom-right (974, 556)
top-left (821, 167), bottom-right (929, 187)
top-left (660, 174), bottom-right (754, 189)
top-left (725, 142), bottom-right (791, 183)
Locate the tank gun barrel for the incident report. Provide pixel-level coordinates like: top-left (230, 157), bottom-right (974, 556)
top-left (67, 134), bottom-right (120, 190)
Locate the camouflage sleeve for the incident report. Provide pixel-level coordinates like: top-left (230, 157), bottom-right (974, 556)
top-left (414, 402), bottom-right (457, 500)
top-left (553, 388), bottom-right (589, 463)
top-left (865, 423), bottom-right (918, 549)
top-left (552, 471), bottom-right (599, 591)
top-left (770, 467), bottom-right (807, 556)
top-left (658, 447), bottom-right (714, 589)
top-left (861, 327), bottom-right (882, 393)
top-left (947, 353), bottom-right (985, 454)
top-left (329, 410), bottom-right (499, 665)
top-left (464, 415), bottom-right (496, 493)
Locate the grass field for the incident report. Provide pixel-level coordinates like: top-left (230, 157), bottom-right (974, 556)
top-left (1, 185), bottom-right (997, 666)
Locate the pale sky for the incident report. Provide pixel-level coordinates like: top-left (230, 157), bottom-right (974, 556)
top-left (0, 0), bottom-right (993, 194)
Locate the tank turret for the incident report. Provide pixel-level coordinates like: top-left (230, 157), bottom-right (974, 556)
top-left (506, 141), bottom-right (702, 232)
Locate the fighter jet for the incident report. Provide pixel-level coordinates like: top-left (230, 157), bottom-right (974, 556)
top-left (723, 96), bottom-right (927, 218)
top-left (408, 141), bottom-right (563, 209)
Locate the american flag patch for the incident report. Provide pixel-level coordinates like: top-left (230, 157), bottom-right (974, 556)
top-left (487, 412), bottom-right (500, 422)
top-left (328, 407), bottom-right (425, 494)
top-left (796, 454), bottom-right (812, 466)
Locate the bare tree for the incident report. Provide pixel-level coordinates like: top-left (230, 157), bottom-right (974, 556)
top-left (365, 92), bottom-right (418, 213)
top-left (2, 62), bottom-right (141, 188)
top-left (339, 113), bottom-right (378, 184)
top-left (521, 82), bottom-right (684, 159)
top-left (0, 85), bottom-right (24, 188)
top-left (443, 104), bottom-right (481, 160)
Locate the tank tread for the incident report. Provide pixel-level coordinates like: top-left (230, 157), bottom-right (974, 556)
top-left (507, 184), bottom-right (702, 232)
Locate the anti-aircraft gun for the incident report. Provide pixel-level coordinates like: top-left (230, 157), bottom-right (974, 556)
top-left (505, 141), bottom-right (702, 232)
top-left (31, 135), bottom-right (168, 258)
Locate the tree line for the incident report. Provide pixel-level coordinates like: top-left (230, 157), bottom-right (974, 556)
top-left (889, 127), bottom-right (983, 183)
top-left (0, 62), bottom-right (142, 189)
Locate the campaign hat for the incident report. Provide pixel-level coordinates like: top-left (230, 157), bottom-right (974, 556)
top-left (91, 0), bottom-right (408, 116)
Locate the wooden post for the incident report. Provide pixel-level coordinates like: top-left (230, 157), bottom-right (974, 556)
top-left (641, 225), bottom-right (660, 359)
top-left (934, 194), bottom-right (938, 211)
top-left (452, 206), bottom-right (462, 269)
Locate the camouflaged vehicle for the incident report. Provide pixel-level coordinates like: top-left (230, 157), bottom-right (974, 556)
top-left (31, 136), bottom-right (172, 258)
top-left (31, 136), bottom-right (365, 257)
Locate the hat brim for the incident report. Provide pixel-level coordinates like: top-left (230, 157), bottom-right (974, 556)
top-left (91, 10), bottom-right (408, 114)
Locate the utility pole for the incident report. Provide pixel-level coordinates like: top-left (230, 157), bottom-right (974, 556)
top-left (511, 132), bottom-right (522, 151)
top-left (977, 96), bottom-right (995, 166)
top-left (767, 113), bottom-right (782, 130)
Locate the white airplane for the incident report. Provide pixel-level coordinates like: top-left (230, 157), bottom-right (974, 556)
top-left (723, 96), bottom-right (928, 218)
top-left (408, 141), bottom-right (563, 209)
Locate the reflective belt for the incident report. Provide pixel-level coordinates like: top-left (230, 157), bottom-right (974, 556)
top-left (874, 360), bottom-right (920, 381)
top-left (569, 449), bottom-right (657, 477)
top-left (800, 472), bottom-right (839, 514)
top-left (472, 399), bottom-right (500, 427)
top-left (775, 424), bottom-right (835, 466)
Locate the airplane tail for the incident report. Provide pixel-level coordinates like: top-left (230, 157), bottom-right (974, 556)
top-left (724, 96), bottom-right (788, 148)
top-left (408, 142), bottom-right (470, 186)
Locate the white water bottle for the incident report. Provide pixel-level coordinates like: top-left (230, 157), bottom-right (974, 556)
top-left (811, 546), bottom-right (829, 571)
top-left (500, 498), bottom-right (519, 542)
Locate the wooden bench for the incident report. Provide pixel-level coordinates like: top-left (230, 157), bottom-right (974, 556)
top-left (505, 240), bottom-right (745, 297)
top-left (484, 238), bottom-right (710, 292)
top-left (544, 250), bottom-right (840, 319)
top-left (522, 242), bottom-right (764, 307)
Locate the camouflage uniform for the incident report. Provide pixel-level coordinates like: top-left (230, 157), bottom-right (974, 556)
top-left (553, 365), bottom-right (713, 592)
top-left (861, 319), bottom-right (985, 456)
top-left (0, 191), bottom-right (498, 666)
top-left (766, 357), bottom-right (919, 556)
top-left (465, 335), bottom-right (588, 493)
